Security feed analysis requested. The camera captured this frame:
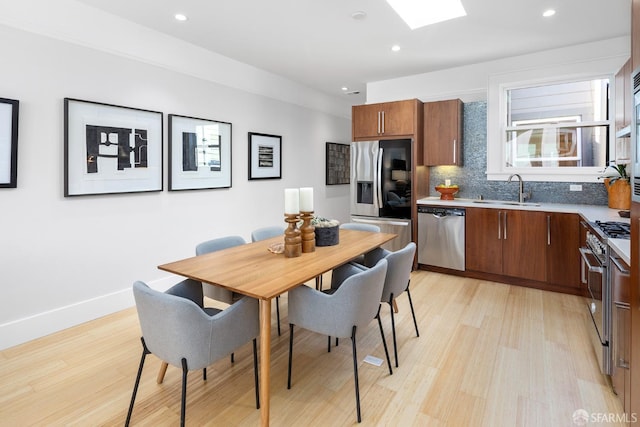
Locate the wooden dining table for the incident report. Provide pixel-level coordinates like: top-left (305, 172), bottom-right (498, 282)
top-left (157, 228), bottom-right (396, 426)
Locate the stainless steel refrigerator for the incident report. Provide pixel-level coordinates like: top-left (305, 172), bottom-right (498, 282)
top-left (350, 139), bottom-right (412, 252)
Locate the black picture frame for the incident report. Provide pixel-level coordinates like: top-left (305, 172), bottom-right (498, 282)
top-left (168, 114), bottom-right (232, 191)
top-left (0, 97), bottom-right (19, 188)
top-left (248, 132), bottom-right (282, 180)
top-left (64, 98), bottom-right (163, 196)
top-left (326, 142), bottom-right (350, 185)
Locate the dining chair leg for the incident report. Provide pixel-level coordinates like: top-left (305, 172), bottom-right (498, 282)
top-left (406, 284), bottom-right (420, 337)
top-left (287, 324), bottom-right (295, 389)
top-left (252, 338), bottom-right (260, 409)
top-left (327, 335), bottom-right (332, 352)
top-left (157, 361), bottom-right (168, 384)
top-left (231, 353), bottom-right (234, 363)
top-left (350, 325), bottom-right (361, 423)
top-left (180, 358), bottom-right (188, 427)
top-left (203, 367), bottom-right (207, 380)
top-left (376, 305), bottom-right (393, 375)
top-left (276, 296), bottom-right (281, 336)
top-left (388, 293), bottom-right (399, 367)
top-left (125, 337), bottom-right (150, 427)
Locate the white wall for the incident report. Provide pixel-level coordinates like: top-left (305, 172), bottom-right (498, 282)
top-left (366, 37), bottom-right (630, 104)
top-left (0, 5), bottom-right (351, 349)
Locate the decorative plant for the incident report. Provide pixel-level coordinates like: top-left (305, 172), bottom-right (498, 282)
top-left (311, 216), bottom-right (340, 227)
top-left (599, 163), bottom-right (630, 185)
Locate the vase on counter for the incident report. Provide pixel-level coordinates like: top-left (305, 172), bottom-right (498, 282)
top-left (604, 178), bottom-right (631, 210)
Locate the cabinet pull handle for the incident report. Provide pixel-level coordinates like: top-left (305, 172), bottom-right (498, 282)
top-left (497, 211), bottom-right (501, 240)
top-left (619, 358), bottom-right (630, 369)
top-left (453, 139), bottom-right (456, 163)
top-left (547, 215), bottom-right (551, 246)
top-left (610, 256), bottom-right (630, 274)
top-left (377, 111), bottom-right (381, 134)
top-left (381, 111), bottom-right (385, 134)
top-left (503, 211), bottom-right (507, 240)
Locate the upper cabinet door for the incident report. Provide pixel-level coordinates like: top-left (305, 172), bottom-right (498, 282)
top-left (352, 99), bottom-right (419, 140)
top-left (423, 99), bottom-right (463, 166)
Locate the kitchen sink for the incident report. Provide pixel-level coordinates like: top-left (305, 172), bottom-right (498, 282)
top-left (472, 200), bottom-right (541, 207)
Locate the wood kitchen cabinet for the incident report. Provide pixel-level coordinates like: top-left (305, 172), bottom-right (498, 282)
top-left (546, 212), bottom-right (580, 290)
top-left (466, 207), bottom-right (546, 282)
top-left (352, 99), bottom-right (421, 141)
top-left (423, 99), bottom-right (463, 166)
top-left (610, 251), bottom-right (631, 415)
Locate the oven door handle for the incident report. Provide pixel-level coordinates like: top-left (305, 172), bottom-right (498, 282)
top-left (580, 247), bottom-right (603, 282)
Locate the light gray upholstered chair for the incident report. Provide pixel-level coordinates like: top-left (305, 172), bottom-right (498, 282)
top-left (287, 259), bottom-right (392, 423)
top-left (251, 226), bottom-right (285, 335)
top-left (350, 242), bottom-right (418, 368)
top-left (196, 235), bottom-right (247, 304)
top-left (338, 222), bottom-right (381, 272)
top-left (126, 279), bottom-right (259, 427)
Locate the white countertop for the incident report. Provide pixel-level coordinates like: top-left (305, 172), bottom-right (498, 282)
top-left (417, 196), bottom-right (631, 265)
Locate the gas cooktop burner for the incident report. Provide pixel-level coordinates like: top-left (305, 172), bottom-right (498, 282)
top-left (594, 221), bottom-right (631, 239)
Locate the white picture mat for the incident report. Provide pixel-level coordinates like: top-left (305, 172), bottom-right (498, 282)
top-left (169, 115), bottom-right (232, 190)
top-left (65, 99), bottom-right (162, 196)
top-left (249, 133), bottom-right (281, 179)
top-left (0, 103), bottom-right (12, 183)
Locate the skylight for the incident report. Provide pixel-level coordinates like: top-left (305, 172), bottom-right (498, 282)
top-left (385, 0), bottom-right (467, 30)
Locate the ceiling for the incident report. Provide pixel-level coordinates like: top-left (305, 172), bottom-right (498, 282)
top-left (75, 0), bottom-right (631, 104)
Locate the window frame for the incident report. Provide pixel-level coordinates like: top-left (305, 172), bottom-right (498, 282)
top-left (487, 68), bottom-right (616, 183)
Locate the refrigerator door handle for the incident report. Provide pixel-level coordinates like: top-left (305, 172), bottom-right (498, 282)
top-left (376, 147), bottom-right (384, 210)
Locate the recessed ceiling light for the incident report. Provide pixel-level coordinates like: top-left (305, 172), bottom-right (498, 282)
top-left (174, 13), bottom-right (188, 21)
top-left (543, 9), bottom-right (556, 17)
top-left (391, 45), bottom-right (401, 52)
top-left (385, 0), bottom-right (466, 30)
top-left (341, 86), bottom-right (349, 91)
top-left (351, 11), bottom-right (367, 20)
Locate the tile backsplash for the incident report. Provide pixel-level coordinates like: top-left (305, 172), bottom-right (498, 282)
top-left (428, 101), bottom-right (609, 205)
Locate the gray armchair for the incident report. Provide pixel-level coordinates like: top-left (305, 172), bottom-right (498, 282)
top-left (251, 226), bottom-right (285, 335)
top-left (126, 279), bottom-right (259, 426)
top-left (287, 259), bottom-right (392, 423)
top-left (338, 222), bottom-right (381, 275)
top-left (196, 235), bottom-right (247, 304)
top-left (359, 242), bottom-right (418, 367)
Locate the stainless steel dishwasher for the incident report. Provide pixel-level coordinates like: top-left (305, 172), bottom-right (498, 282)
top-left (417, 205), bottom-right (465, 271)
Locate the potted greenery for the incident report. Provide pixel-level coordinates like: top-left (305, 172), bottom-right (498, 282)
top-left (311, 216), bottom-right (340, 246)
top-left (600, 164), bottom-right (630, 209)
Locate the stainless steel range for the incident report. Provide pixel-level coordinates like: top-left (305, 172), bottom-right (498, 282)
top-left (580, 220), bottom-right (631, 376)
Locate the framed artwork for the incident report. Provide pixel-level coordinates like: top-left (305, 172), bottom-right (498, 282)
top-left (326, 142), bottom-right (350, 185)
top-left (248, 132), bottom-right (281, 180)
top-left (64, 98), bottom-right (163, 196)
top-left (0, 97), bottom-right (19, 188)
top-left (168, 114), bottom-right (232, 190)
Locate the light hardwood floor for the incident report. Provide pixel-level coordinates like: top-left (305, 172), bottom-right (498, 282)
top-left (0, 271), bottom-right (625, 426)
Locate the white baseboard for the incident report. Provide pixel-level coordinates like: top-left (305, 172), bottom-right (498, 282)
top-left (0, 276), bottom-right (176, 351)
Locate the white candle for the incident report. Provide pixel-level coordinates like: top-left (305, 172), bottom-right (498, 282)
top-left (300, 187), bottom-right (314, 212)
top-left (284, 188), bottom-right (299, 214)
top-left (445, 179), bottom-right (451, 186)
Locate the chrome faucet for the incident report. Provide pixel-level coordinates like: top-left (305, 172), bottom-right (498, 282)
top-left (508, 173), bottom-right (530, 203)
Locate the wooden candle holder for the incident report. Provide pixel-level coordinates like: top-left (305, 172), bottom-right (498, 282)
top-left (300, 211), bottom-right (315, 253)
top-left (284, 214), bottom-right (302, 258)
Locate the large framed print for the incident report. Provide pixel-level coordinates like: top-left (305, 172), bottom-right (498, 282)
top-left (169, 115), bottom-right (232, 190)
top-left (325, 142), bottom-right (350, 185)
top-left (64, 98), bottom-right (163, 196)
top-left (248, 132), bottom-right (281, 180)
top-left (0, 97), bottom-right (19, 188)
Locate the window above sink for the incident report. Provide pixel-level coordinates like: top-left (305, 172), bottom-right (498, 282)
top-left (486, 58), bottom-right (619, 183)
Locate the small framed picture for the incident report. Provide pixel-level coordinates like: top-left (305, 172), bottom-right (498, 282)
top-left (0, 97), bottom-right (19, 188)
top-left (248, 132), bottom-right (281, 180)
top-left (326, 142), bottom-right (350, 185)
top-left (168, 114), bottom-right (232, 190)
top-left (64, 98), bottom-right (163, 196)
